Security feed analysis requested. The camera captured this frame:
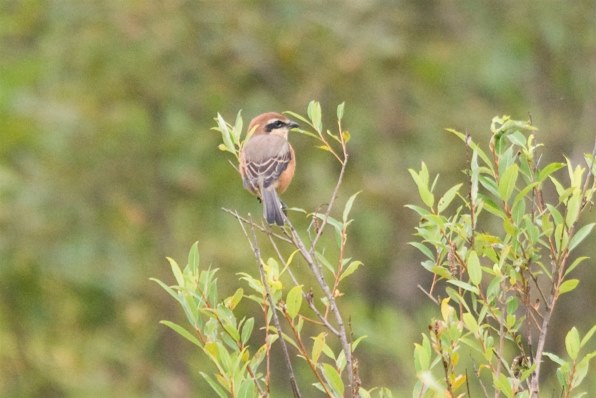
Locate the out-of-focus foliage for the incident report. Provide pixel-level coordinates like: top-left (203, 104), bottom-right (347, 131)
top-left (1, 1), bottom-right (594, 396)
top-left (410, 117), bottom-right (596, 397)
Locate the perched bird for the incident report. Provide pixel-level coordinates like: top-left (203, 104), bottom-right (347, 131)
top-left (239, 112), bottom-right (298, 226)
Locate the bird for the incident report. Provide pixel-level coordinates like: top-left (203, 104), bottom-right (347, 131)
top-left (239, 112), bottom-right (298, 226)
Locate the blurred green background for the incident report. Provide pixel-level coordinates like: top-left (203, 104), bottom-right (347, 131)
top-left (1, 1), bottom-right (595, 396)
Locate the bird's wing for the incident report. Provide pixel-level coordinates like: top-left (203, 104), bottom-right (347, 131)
top-left (242, 135), bottom-right (291, 191)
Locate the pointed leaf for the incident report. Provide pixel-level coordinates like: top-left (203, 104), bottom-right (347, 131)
top-left (467, 250), bottom-right (482, 285)
top-left (565, 327), bottom-right (580, 360)
top-left (569, 223), bottom-right (595, 251)
top-left (307, 100), bottom-right (322, 132)
top-left (336, 102), bottom-right (345, 120)
top-left (498, 164), bottom-right (519, 202)
top-left (343, 191), bottom-right (361, 223)
top-left (438, 183), bottom-right (463, 213)
top-left (200, 372), bottom-right (228, 398)
top-left (339, 260), bottom-right (362, 282)
top-left (217, 113), bottom-right (234, 152)
top-left (241, 318), bottom-right (254, 345)
top-left (160, 320), bottom-right (202, 348)
top-left (322, 363), bottom-right (344, 396)
top-left (580, 325), bottom-right (596, 349)
top-left (311, 333), bottom-right (326, 364)
top-left (286, 285), bottom-right (303, 319)
top-left (559, 279), bottom-right (579, 295)
top-left (167, 257), bottom-right (185, 286)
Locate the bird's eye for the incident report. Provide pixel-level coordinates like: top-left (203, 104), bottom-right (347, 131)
top-left (273, 120), bottom-right (285, 128)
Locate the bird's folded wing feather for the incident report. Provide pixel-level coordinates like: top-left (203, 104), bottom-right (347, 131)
top-left (242, 136), bottom-right (291, 191)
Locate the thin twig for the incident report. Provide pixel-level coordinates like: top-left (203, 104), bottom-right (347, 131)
top-left (417, 284), bottom-right (439, 305)
top-left (309, 153), bottom-right (348, 250)
top-left (222, 208), bottom-right (293, 244)
top-left (236, 214), bottom-right (302, 398)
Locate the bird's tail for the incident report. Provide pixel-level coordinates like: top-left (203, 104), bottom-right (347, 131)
top-left (262, 188), bottom-right (285, 226)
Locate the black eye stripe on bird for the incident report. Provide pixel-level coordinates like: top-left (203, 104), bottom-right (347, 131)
top-left (265, 119), bottom-right (286, 132)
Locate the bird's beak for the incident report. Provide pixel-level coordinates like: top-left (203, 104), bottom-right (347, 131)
top-left (288, 120), bottom-right (299, 129)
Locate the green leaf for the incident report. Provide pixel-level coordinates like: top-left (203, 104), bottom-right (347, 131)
top-left (573, 355), bottom-right (594, 389)
top-left (217, 113), bottom-right (235, 152)
top-left (199, 372), bottom-right (228, 398)
top-left (336, 102), bottom-right (345, 120)
top-left (409, 163), bottom-right (434, 208)
top-left (447, 279), bottom-right (479, 294)
top-left (418, 370), bottom-right (447, 394)
top-left (160, 320), bottom-right (202, 348)
top-left (543, 352), bottom-right (564, 365)
top-left (408, 242), bottom-right (434, 261)
top-left (315, 251), bottom-right (335, 273)
top-left (569, 223), bottom-right (595, 251)
top-left (311, 333), bottom-right (326, 364)
top-left (566, 190), bottom-right (581, 227)
top-left (351, 335), bottom-right (367, 351)
top-left (438, 183), bottom-right (463, 214)
top-left (559, 279), bottom-right (579, 295)
top-left (322, 363), bottom-right (344, 397)
top-left (232, 110), bottom-right (243, 145)
top-left (240, 318), bottom-right (254, 345)
top-left (538, 162), bottom-right (565, 182)
top-left (547, 204), bottom-right (563, 225)
top-left (188, 241), bottom-right (200, 272)
top-left (414, 334), bottom-right (432, 371)
top-left (549, 175), bottom-right (566, 198)
top-left (339, 260), bottom-right (362, 281)
top-left (307, 100), bottom-right (323, 132)
top-left (446, 128), bottom-right (493, 171)
top-left (580, 325), bottom-right (596, 348)
top-left (467, 250), bottom-right (482, 285)
top-left (150, 277), bottom-right (184, 307)
top-left (506, 130), bottom-right (526, 147)
top-left (236, 379), bottom-right (255, 398)
top-left (493, 373), bottom-right (514, 398)
top-left (286, 285), bottom-right (303, 320)
top-left (404, 204), bottom-right (431, 217)
top-left (166, 257), bottom-right (185, 286)
top-left (470, 150), bottom-right (479, 204)
top-left (226, 288), bottom-right (243, 310)
top-left (462, 312), bottom-right (479, 334)
top-left (342, 191), bottom-right (361, 223)
top-left (498, 164), bottom-right (519, 202)
top-left (565, 327), bottom-right (580, 360)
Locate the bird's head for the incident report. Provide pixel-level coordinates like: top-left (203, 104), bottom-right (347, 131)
top-left (248, 112), bottom-right (299, 139)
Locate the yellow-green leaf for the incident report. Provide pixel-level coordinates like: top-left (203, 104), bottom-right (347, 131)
top-left (467, 250), bottom-right (482, 285)
top-left (322, 363), bottom-right (344, 396)
top-left (438, 183), bottom-right (463, 213)
top-left (339, 260), bottom-right (362, 282)
top-left (565, 327), bottom-right (580, 360)
top-left (286, 285), bottom-right (303, 319)
top-left (311, 333), bottom-right (326, 364)
top-left (498, 164), bottom-right (518, 202)
top-left (336, 102), bottom-right (345, 120)
top-left (569, 223), bottom-right (596, 251)
top-left (559, 279), bottom-right (579, 295)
